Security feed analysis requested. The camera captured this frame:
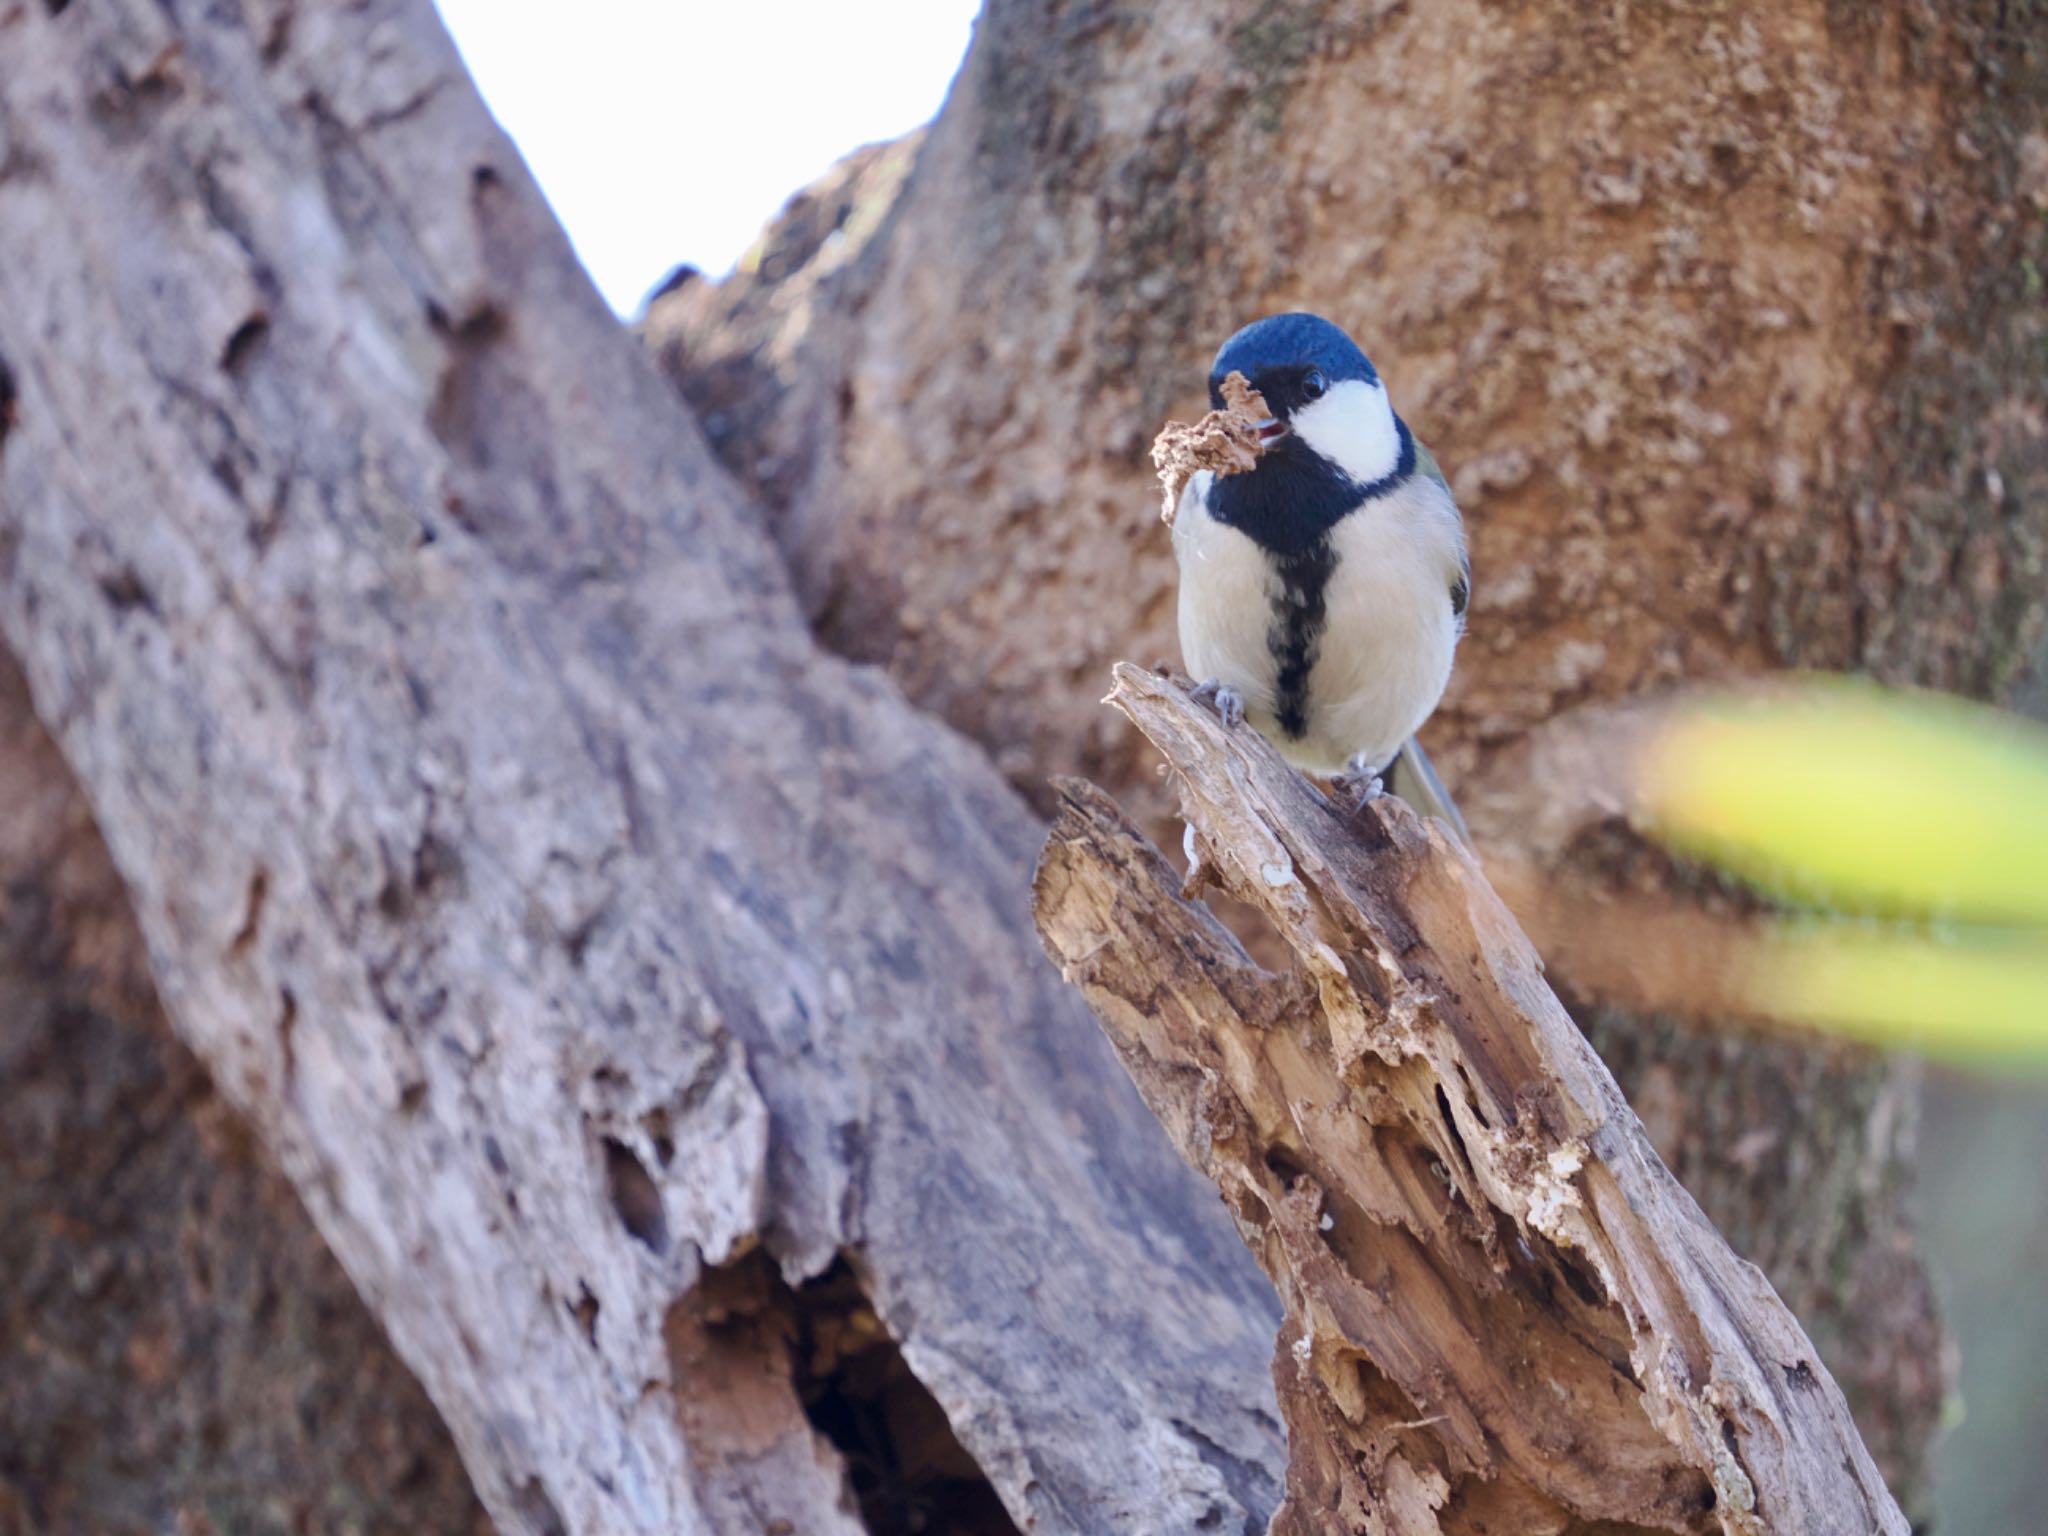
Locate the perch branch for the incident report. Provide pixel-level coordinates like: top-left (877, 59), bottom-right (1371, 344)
top-left (1034, 664), bottom-right (1907, 1536)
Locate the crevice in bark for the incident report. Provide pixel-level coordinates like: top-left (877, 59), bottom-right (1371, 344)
top-left (96, 566), bottom-right (156, 615)
top-left (219, 311), bottom-right (269, 376)
top-left (276, 987), bottom-right (298, 1092)
top-left (510, 1477), bottom-right (568, 1536)
top-left (229, 865), bottom-right (267, 957)
top-left (0, 353), bottom-right (15, 456)
top-left (786, 1257), bottom-right (1023, 1536)
top-left (602, 1137), bottom-right (669, 1254)
top-left (667, 1251), bottom-right (1021, 1536)
top-left (571, 1282), bottom-right (600, 1347)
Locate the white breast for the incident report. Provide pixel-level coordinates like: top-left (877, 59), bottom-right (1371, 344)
top-left (1173, 471), bottom-right (1285, 731)
top-left (1173, 468), bottom-right (1464, 778)
top-left (1297, 476), bottom-right (1463, 775)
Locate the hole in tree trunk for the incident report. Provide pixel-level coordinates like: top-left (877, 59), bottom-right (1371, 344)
top-left (789, 1257), bottom-right (1023, 1536)
top-left (221, 313), bottom-right (270, 376)
top-left (667, 1251), bottom-right (1021, 1535)
top-left (509, 1477), bottom-right (566, 1536)
top-left (602, 1138), bottom-right (668, 1253)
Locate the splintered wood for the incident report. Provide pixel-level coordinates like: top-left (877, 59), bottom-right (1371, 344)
top-left (1033, 665), bottom-right (1909, 1536)
top-left (1151, 370), bottom-right (1272, 524)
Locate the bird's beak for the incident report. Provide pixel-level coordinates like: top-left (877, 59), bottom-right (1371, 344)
top-left (1255, 417), bottom-right (1289, 446)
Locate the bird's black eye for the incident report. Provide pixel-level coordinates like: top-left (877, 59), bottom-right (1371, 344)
top-left (1302, 369), bottom-right (1327, 401)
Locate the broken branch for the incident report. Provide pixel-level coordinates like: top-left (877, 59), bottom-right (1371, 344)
top-left (1033, 665), bottom-right (1907, 1536)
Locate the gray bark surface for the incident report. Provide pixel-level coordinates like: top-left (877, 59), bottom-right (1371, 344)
top-left (0, 4), bottom-right (1282, 1532)
top-left (0, 657), bottom-right (489, 1536)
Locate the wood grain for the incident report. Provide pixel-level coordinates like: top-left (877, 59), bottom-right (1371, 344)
top-left (1036, 666), bottom-right (1907, 1535)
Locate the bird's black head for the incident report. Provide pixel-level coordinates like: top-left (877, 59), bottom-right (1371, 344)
top-left (1208, 312), bottom-right (1379, 424)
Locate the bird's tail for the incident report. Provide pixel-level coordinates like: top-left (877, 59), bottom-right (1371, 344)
top-left (1387, 737), bottom-right (1471, 849)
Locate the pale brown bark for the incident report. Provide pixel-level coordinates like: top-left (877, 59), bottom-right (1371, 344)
top-left (0, 4), bottom-right (1281, 1532)
top-left (656, 0), bottom-right (2048, 786)
top-left (1036, 668), bottom-right (1906, 1536)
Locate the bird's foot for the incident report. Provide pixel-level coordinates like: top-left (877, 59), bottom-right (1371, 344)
top-left (1190, 678), bottom-right (1246, 728)
top-left (1331, 756), bottom-right (1386, 816)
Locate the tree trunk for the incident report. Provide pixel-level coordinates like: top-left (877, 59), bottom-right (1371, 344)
top-left (0, 5), bottom-right (1281, 1533)
top-left (650, 0), bottom-right (2048, 1510)
top-left (0, 650), bottom-right (489, 1536)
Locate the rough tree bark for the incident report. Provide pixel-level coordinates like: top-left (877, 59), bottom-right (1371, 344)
top-left (1037, 669), bottom-right (1906, 1536)
top-left (0, 651), bottom-right (489, 1536)
top-left (0, 4), bottom-right (1282, 1533)
top-left (650, 0), bottom-right (2048, 1508)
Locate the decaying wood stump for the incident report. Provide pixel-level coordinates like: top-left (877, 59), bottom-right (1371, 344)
top-left (1036, 667), bottom-right (1907, 1536)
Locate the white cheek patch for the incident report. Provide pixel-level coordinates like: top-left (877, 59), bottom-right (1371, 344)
top-left (1290, 377), bottom-right (1401, 485)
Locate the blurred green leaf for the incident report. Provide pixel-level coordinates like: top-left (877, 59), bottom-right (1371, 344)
top-left (1638, 678), bottom-right (2048, 925)
top-left (1750, 925), bottom-right (2048, 1063)
top-left (1635, 678), bottom-right (2048, 1065)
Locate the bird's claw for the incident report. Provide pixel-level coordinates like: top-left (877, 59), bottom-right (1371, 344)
top-left (1331, 759), bottom-right (1385, 816)
top-left (1191, 678), bottom-right (1246, 728)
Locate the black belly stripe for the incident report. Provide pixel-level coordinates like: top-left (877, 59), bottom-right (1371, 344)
top-left (1267, 540), bottom-right (1336, 739)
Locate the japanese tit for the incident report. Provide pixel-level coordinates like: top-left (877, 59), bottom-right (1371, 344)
top-left (1173, 312), bottom-right (1470, 841)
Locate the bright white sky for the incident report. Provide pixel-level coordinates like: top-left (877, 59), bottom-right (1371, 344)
top-left (433, 2), bottom-right (980, 315)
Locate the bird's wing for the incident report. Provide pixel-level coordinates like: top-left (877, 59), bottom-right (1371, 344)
top-left (1388, 736), bottom-right (1472, 848)
top-left (1413, 436), bottom-right (1470, 619)
top-left (1413, 434), bottom-right (1450, 494)
top-left (1394, 439), bottom-right (1470, 842)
